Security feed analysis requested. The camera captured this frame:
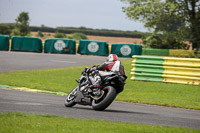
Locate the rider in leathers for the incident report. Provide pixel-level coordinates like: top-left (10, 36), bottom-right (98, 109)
top-left (90, 54), bottom-right (126, 89)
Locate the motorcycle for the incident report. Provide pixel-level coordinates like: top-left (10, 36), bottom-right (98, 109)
top-left (64, 66), bottom-right (127, 111)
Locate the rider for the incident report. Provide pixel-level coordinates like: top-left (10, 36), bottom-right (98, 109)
top-left (89, 54), bottom-right (126, 88)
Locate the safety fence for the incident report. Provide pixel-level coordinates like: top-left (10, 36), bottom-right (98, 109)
top-left (44, 38), bottom-right (76, 54)
top-left (0, 35), bottom-right (9, 51)
top-left (142, 48), bottom-right (194, 57)
top-left (169, 49), bottom-right (194, 57)
top-left (0, 35), bottom-right (142, 57)
top-left (11, 36), bottom-right (42, 53)
top-left (0, 35), bottom-right (197, 58)
top-left (78, 40), bottom-right (109, 56)
top-left (131, 55), bottom-right (200, 85)
top-left (111, 43), bottom-right (142, 58)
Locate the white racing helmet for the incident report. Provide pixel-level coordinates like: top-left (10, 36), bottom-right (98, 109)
top-left (107, 54), bottom-right (118, 62)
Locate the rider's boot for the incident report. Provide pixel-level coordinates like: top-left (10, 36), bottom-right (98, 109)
top-left (90, 75), bottom-right (101, 96)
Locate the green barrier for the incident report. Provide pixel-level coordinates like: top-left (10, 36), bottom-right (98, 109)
top-left (11, 36), bottom-right (42, 53)
top-left (111, 43), bottom-right (142, 58)
top-left (44, 38), bottom-right (76, 54)
top-left (131, 55), bottom-right (200, 85)
top-left (0, 35), bottom-right (9, 51)
top-left (142, 48), bottom-right (169, 56)
top-left (131, 56), bottom-right (165, 82)
top-left (134, 55), bottom-right (165, 65)
top-left (78, 40), bottom-right (109, 56)
top-left (169, 49), bottom-right (194, 57)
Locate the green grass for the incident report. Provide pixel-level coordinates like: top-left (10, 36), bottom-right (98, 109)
top-left (0, 112), bottom-right (199, 133)
top-left (0, 59), bottom-right (200, 110)
top-left (0, 66), bottom-right (84, 92)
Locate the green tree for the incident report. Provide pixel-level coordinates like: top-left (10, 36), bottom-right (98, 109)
top-left (15, 11), bottom-right (30, 36)
top-left (0, 24), bottom-right (11, 35)
top-left (121, 0), bottom-right (200, 50)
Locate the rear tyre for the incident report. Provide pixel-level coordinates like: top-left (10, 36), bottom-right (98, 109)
top-left (92, 86), bottom-right (116, 111)
top-left (64, 87), bottom-right (77, 107)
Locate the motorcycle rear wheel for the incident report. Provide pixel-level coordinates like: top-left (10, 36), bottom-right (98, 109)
top-left (92, 86), bottom-right (116, 111)
top-left (64, 87), bottom-right (77, 107)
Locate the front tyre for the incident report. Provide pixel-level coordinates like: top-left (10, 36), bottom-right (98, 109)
top-left (92, 86), bottom-right (116, 111)
top-left (64, 87), bottom-right (77, 107)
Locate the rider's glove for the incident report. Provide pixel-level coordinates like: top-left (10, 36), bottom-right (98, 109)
top-left (90, 66), bottom-right (97, 72)
top-left (85, 67), bottom-right (90, 73)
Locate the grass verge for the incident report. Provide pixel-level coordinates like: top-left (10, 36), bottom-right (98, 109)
top-left (0, 59), bottom-right (199, 110)
top-left (0, 112), bottom-right (199, 133)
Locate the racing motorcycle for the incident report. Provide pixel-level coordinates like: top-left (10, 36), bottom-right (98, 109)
top-left (64, 66), bottom-right (127, 111)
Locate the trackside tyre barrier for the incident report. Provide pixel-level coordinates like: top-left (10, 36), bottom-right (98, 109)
top-left (11, 36), bottom-right (42, 53)
top-left (142, 48), bottom-right (169, 56)
top-left (169, 49), bottom-right (194, 57)
top-left (142, 48), bottom-right (195, 57)
top-left (111, 43), bottom-right (142, 58)
top-left (78, 40), bottom-right (109, 56)
top-left (44, 38), bottom-right (76, 54)
top-left (0, 35), bottom-right (9, 51)
top-left (131, 55), bottom-right (200, 85)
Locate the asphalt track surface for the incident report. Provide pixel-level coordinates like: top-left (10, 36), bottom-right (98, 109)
top-left (0, 51), bottom-right (107, 73)
top-left (0, 51), bottom-right (200, 129)
top-left (1, 88), bottom-right (200, 129)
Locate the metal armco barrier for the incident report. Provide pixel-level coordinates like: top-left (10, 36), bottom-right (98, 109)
top-left (131, 55), bottom-right (200, 85)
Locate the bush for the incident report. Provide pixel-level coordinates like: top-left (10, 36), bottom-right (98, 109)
top-left (54, 31), bottom-right (66, 38)
top-left (36, 30), bottom-right (44, 37)
top-left (142, 33), bottom-right (163, 48)
top-left (68, 32), bottom-right (88, 40)
top-left (10, 29), bottom-right (20, 36)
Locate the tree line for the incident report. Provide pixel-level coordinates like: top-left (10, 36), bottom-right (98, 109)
top-left (0, 23), bottom-right (145, 39)
top-left (30, 26), bottom-right (145, 38)
top-left (0, 22), bottom-right (145, 38)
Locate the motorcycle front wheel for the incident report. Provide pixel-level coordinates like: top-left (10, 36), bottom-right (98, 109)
top-left (92, 86), bottom-right (116, 111)
top-left (64, 87), bottom-right (77, 107)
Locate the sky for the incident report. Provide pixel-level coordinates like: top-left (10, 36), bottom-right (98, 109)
top-left (0, 0), bottom-right (147, 32)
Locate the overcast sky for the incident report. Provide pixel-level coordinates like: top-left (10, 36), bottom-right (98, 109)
top-left (0, 0), bottom-right (147, 32)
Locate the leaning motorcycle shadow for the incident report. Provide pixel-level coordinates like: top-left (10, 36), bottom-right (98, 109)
top-left (73, 106), bottom-right (150, 115)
